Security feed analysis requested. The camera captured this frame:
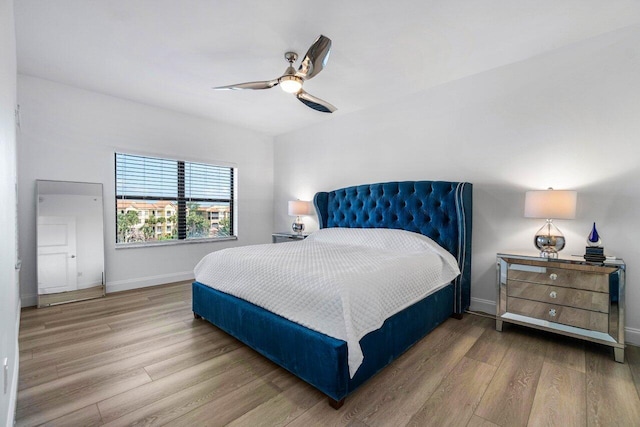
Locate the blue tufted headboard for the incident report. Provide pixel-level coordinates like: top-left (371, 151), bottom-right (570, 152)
top-left (313, 181), bottom-right (472, 314)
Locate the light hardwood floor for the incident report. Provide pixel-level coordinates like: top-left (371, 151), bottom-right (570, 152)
top-left (16, 281), bottom-right (640, 426)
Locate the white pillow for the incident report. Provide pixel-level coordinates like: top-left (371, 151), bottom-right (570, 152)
top-left (305, 228), bottom-right (460, 272)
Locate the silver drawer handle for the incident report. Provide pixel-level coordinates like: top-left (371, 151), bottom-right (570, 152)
top-left (549, 273), bottom-right (558, 281)
top-left (549, 308), bottom-right (557, 317)
top-left (549, 291), bottom-right (557, 299)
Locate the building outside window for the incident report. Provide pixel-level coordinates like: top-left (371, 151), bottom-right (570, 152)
top-left (115, 152), bottom-right (234, 245)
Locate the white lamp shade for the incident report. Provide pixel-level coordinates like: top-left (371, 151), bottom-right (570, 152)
top-left (524, 189), bottom-right (577, 219)
top-left (288, 200), bottom-right (312, 216)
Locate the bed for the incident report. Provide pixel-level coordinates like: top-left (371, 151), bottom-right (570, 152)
top-left (192, 180), bottom-right (472, 408)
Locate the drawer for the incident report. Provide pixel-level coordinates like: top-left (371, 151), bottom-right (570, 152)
top-left (507, 266), bottom-right (608, 293)
top-left (507, 281), bottom-right (609, 313)
top-left (507, 297), bottom-right (609, 333)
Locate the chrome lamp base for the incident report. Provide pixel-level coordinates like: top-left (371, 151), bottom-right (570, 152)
top-left (534, 219), bottom-right (566, 258)
top-left (291, 216), bottom-right (305, 234)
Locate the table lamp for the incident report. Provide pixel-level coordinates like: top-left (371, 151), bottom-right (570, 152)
top-left (524, 188), bottom-right (577, 258)
top-left (288, 200), bottom-right (312, 234)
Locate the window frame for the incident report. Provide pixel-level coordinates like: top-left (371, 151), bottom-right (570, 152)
top-left (115, 152), bottom-right (237, 248)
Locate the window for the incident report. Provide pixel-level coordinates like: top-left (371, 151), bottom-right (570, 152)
top-left (115, 152), bottom-right (234, 244)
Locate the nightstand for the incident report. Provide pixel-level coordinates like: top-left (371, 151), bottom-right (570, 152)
top-left (496, 251), bottom-right (626, 362)
top-left (272, 232), bottom-right (309, 243)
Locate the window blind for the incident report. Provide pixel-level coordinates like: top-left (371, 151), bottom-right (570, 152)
top-left (115, 153), bottom-right (234, 244)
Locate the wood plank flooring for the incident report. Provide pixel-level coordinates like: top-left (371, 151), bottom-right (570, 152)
top-left (16, 281), bottom-right (640, 426)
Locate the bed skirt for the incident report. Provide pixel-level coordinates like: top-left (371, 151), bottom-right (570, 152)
top-left (192, 281), bottom-right (454, 401)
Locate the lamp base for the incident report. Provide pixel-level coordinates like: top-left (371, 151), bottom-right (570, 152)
top-left (292, 217), bottom-right (305, 234)
top-left (534, 219), bottom-right (566, 258)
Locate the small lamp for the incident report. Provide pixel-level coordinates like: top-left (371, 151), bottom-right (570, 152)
top-left (524, 188), bottom-right (577, 258)
top-left (288, 200), bottom-right (312, 234)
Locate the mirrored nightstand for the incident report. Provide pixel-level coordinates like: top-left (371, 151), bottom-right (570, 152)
top-left (272, 232), bottom-right (309, 243)
top-left (496, 251), bottom-right (626, 363)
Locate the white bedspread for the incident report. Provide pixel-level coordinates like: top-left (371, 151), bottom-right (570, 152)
top-left (194, 228), bottom-right (460, 377)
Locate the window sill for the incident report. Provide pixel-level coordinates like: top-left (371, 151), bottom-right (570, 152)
top-left (115, 236), bottom-right (237, 249)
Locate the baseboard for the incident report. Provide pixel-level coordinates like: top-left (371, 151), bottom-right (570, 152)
top-left (107, 271), bottom-right (194, 293)
top-left (625, 327), bottom-right (640, 347)
top-left (21, 293), bottom-right (37, 308)
top-left (469, 297), bottom-right (496, 316)
top-left (6, 300), bottom-right (20, 427)
top-left (22, 272), bottom-right (195, 305)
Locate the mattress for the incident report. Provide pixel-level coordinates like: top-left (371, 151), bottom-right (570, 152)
top-left (194, 227), bottom-right (460, 376)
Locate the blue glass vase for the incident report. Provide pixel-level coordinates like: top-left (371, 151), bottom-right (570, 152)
top-left (587, 222), bottom-right (602, 247)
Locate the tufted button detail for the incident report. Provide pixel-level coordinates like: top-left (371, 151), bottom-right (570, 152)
top-left (324, 181), bottom-right (462, 257)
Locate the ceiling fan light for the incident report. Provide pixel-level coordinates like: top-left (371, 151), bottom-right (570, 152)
top-left (279, 75), bottom-right (302, 93)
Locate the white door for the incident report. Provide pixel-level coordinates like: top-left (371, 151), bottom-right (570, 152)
top-left (37, 216), bottom-right (78, 294)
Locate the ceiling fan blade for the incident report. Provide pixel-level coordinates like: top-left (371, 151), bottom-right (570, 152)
top-left (213, 80), bottom-right (279, 90)
top-left (296, 90), bottom-right (337, 113)
top-left (297, 35), bottom-right (332, 80)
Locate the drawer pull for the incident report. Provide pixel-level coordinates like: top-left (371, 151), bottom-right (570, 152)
top-left (549, 273), bottom-right (558, 281)
top-left (549, 291), bottom-right (557, 299)
top-left (549, 308), bottom-right (557, 317)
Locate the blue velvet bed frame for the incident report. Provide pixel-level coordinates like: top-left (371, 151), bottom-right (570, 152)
top-left (192, 180), bottom-right (472, 408)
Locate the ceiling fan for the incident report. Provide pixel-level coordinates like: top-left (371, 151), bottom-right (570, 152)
top-left (213, 35), bottom-right (337, 113)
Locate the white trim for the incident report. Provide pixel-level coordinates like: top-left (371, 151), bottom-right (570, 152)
top-left (21, 293), bottom-right (37, 308)
top-left (470, 297), bottom-right (496, 316)
top-left (6, 299), bottom-right (20, 427)
top-left (625, 326), bottom-right (640, 346)
top-left (107, 271), bottom-right (194, 293)
top-left (22, 271), bottom-right (196, 306)
top-left (115, 235), bottom-right (236, 250)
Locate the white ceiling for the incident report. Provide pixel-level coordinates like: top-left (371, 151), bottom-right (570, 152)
top-left (14, 0), bottom-right (640, 136)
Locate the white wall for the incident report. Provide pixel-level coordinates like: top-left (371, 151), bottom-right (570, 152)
top-left (0, 0), bottom-right (19, 424)
top-left (274, 25), bottom-right (640, 343)
top-left (18, 76), bottom-right (274, 305)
